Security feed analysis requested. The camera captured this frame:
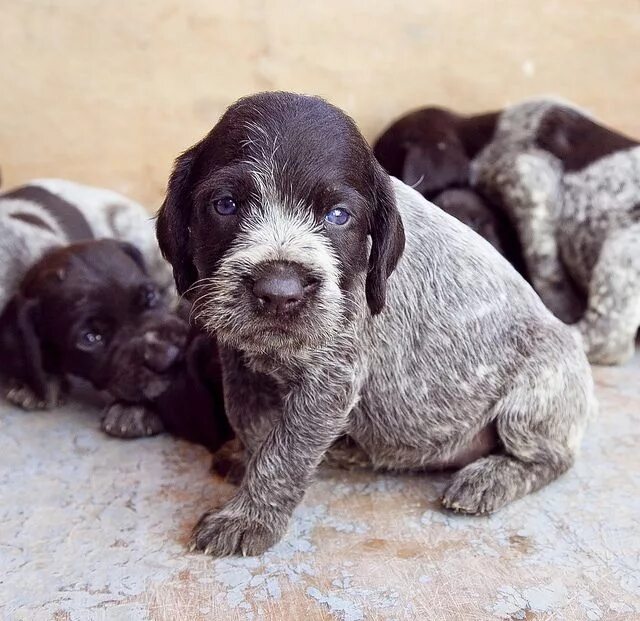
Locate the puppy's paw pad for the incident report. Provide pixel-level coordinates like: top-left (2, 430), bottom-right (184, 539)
top-left (190, 509), bottom-right (281, 557)
top-left (101, 403), bottom-right (165, 438)
top-left (442, 462), bottom-right (514, 515)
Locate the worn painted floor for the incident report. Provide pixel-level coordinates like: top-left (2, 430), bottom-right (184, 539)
top-left (1, 353), bottom-right (639, 621)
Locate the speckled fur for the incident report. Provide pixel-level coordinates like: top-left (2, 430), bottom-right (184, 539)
top-left (0, 178), bottom-right (174, 311)
top-left (157, 93), bottom-right (595, 557)
top-left (471, 99), bottom-right (640, 364)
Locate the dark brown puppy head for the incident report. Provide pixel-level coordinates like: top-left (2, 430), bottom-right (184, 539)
top-left (373, 107), bottom-right (498, 199)
top-left (157, 92), bottom-right (405, 356)
top-left (0, 239), bottom-right (182, 402)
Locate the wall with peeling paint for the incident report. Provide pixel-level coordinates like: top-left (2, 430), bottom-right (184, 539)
top-left (1, 0), bottom-right (639, 208)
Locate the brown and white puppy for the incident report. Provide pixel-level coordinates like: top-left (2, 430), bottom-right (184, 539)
top-left (0, 240), bottom-right (179, 418)
top-left (470, 99), bottom-right (640, 364)
top-left (157, 92), bottom-right (593, 557)
top-left (0, 178), bottom-right (174, 310)
top-left (372, 108), bottom-right (526, 273)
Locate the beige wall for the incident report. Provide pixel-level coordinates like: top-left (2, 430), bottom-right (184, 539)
top-left (2, 0), bottom-right (639, 208)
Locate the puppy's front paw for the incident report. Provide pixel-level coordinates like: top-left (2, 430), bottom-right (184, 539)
top-left (5, 377), bottom-right (66, 410)
top-left (101, 402), bottom-right (165, 438)
top-left (190, 507), bottom-right (284, 557)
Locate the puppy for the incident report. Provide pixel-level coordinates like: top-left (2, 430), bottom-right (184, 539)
top-left (470, 99), bottom-right (640, 364)
top-left (101, 307), bottom-right (233, 453)
top-left (372, 108), bottom-right (526, 272)
top-left (0, 240), bottom-right (180, 418)
top-left (0, 178), bottom-right (174, 310)
top-left (157, 92), bottom-right (594, 557)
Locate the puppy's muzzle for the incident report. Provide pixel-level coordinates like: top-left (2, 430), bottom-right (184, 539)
top-left (250, 261), bottom-right (319, 316)
top-left (142, 333), bottom-right (182, 373)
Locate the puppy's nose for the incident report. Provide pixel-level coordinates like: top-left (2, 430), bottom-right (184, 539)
top-left (144, 343), bottom-right (180, 373)
top-left (252, 264), bottom-right (306, 313)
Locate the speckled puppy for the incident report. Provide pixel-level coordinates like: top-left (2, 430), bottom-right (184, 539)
top-left (157, 92), bottom-right (595, 557)
top-left (471, 99), bottom-right (640, 365)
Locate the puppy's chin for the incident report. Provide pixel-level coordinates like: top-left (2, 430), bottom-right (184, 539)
top-left (217, 322), bottom-right (333, 358)
top-left (194, 285), bottom-right (344, 358)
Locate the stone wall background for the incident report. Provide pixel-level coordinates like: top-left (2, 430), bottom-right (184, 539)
top-left (2, 0), bottom-right (639, 208)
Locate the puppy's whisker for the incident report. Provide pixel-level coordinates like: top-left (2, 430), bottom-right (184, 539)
top-left (409, 174), bottom-right (425, 190)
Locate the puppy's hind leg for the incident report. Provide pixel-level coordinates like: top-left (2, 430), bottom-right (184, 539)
top-left (443, 330), bottom-right (593, 514)
top-left (576, 224), bottom-right (640, 366)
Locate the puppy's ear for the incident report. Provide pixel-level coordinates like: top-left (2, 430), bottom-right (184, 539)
top-left (402, 140), bottom-right (470, 198)
top-left (117, 241), bottom-right (148, 275)
top-left (0, 294), bottom-right (49, 401)
top-left (156, 145), bottom-right (201, 295)
top-left (366, 164), bottom-right (405, 315)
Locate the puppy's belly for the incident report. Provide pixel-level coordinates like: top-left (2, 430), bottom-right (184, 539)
top-left (422, 424), bottom-right (498, 470)
top-left (339, 424), bottom-right (498, 472)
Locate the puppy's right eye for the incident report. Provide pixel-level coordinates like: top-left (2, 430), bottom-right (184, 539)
top-left (213, 197), bottom-right (238, 216)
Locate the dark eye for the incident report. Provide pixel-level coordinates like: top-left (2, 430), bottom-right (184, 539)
top-left (213, 197), bottom-right (238, 216)
top-left (78, 329), bottom-right (105, 350)
top-left (139, 284), bottom-right (160, 309)
top-left (325, 207), bottom-right (350, 226)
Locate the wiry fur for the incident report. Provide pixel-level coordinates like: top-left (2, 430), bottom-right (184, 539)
top-left (471, 99), bottom-right (640, 364)
top-left (157, 92), bottom-right (595, 557)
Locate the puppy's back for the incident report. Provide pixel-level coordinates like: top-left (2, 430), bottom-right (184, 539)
top-left (365, 178), bottom-right (583, 395)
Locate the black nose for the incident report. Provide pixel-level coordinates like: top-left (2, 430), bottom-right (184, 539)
top-left (252, 263), bottom-right (307, 313)
top-left (144, 343), bottom-right (180, 373)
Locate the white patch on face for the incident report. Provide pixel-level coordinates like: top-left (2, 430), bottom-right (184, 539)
top-left (193, 158), bottom-right (346, 355)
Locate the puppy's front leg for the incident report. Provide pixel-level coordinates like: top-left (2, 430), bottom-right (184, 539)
top-left (190, 366), bottom-right (357, 556)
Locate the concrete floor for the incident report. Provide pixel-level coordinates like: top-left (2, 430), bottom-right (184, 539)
top-left (1, 354), bottom-right (639, 621)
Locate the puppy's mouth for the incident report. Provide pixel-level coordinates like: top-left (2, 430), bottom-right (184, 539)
top-left (194, 281), bottom-right (342, 355)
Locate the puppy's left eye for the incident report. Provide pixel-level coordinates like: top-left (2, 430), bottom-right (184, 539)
top-left (213, 197), bottom-right (238, 216)
top-left (325, 207), bottom-right (350, 226)
top-left (78, 330), bottom-right (105, 350)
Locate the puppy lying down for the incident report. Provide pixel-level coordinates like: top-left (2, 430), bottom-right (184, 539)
top-left (0, 239), bottom-right (231, 452)
top-left (374, 100), bottom-right (640, 365)
top-left (0, 239), bottom-right (179, 410)
top-left (471, 99), bottom-right (640, 365)
top-left (157, 92), bottom-right (595, 557)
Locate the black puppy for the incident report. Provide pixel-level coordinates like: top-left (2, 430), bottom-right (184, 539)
top-left (0, 239), bottom-right (180, 413)
top-left (373, 107), bottom-right (526, 274)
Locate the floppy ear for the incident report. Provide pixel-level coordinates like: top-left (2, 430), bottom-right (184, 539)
top-left (0, 294), bottom-right (49, 401)
top-left (156, 145), bottom-right (201, 296)
top-left (116, 241), bottom-right (148, 275)
top-left (402, 140), bottom-right (470, 198)
top-left (366, 163), bottom-right (406, 315)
